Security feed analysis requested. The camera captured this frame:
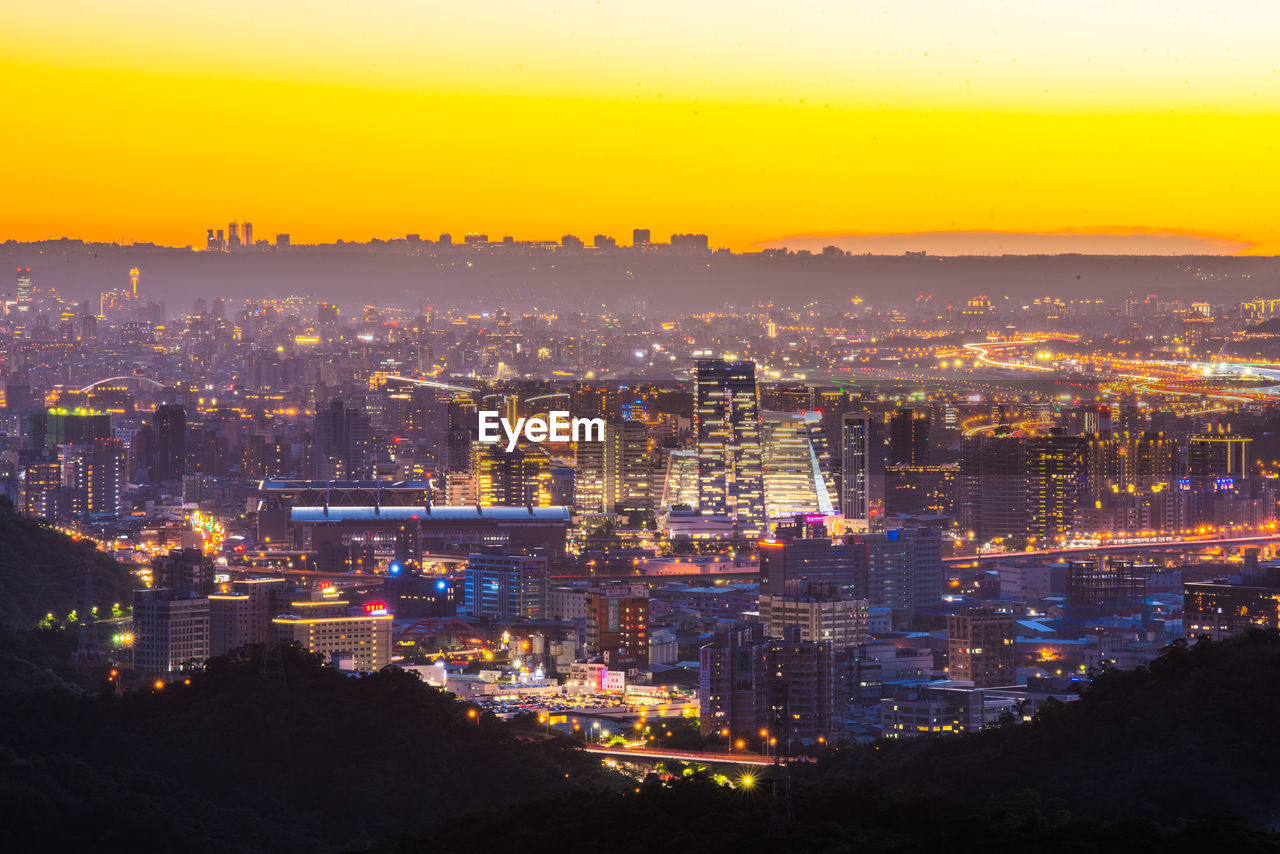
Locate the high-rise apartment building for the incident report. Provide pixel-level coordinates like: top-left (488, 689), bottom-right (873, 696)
top-left (585, 584), bottom-right (650, 668)
top-left (699, 625), bottom-right (835, 743)
top-left (1026, 433), bottom-right (1088, 542)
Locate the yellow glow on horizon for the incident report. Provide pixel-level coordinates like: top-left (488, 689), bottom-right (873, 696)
top-left (4, 1), bottom-right (1280, 253)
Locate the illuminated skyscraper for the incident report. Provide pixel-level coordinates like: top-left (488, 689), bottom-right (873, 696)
top-left (695, 360), bottom-right (764, 535)
top-left (840, 412), bottom-right (871, 528)
top-left (129, 267), bottom-right (140, 296)
top-left (15, 267), bottom-right (32, 312)
top-left (761, 410), bottom-right (837, 518)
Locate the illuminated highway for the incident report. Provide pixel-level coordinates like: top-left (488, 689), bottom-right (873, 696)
top-left (945, 531), bottom-right (1280, 564)
top-left (582, 744), bottom-right (797, 767)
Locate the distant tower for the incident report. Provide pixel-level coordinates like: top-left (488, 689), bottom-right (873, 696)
top-left (129, 267), bottom-right (140, 297)
top-left (243, 222), bottom-right (253, 248)
top-left (633, 228), bottom-right (651, 247)
top-left (15, 267), bottom-right (32, 312)
top-left (275, 234), bottom-right (290, 248)
top-left (227, 222), bottom-right (240, 250)
top-left (206, 228), bottom-right (218, 250)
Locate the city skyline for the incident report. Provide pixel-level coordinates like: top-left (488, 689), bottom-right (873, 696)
top-left (6, 2), bottom-right (1280, 253)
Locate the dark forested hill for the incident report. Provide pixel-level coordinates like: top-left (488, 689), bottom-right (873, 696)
top-left (0, 639), bottom-right (613, 852)
top-left (413, 632), bottom-right (1280, 854)
top-left (6, 627), bottom-right (1280, 852)
top-left (0, 508), bottom-right (137, 628)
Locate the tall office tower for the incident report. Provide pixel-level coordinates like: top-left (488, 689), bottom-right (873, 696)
top-left (129, 267), bottom-right (140, 297)
top-left (632, 228), bottom-right (651, 246)
top-left (15, 267), bottom-right (32, 311)
top-left (242, 222), bottom-right (253, 247)
top-left (211, 297), bottom-right (226, 319)
top-left (132, 588), bottom-right (210, 676)
top-left (314, 398), bottom-right (373, 480)
top-left (888, 407), bottom-right (930, 465)
top-left (151, 404), bottom-right (187, 482)
top-left (659, 449), bottom-right (700, 511)
top-left (947, 611), bottom-right (1017, 687)
top-left (462, 552), bottom-right (548, 620)
top-left (63, 440), bottom-right (126, 518)
top-left (1188, 427), bottom-right (1251, 481)
top-left (840, 412), bottom-right (872, 527)
top-left (1129, 431), bottom-right (1174, 491)
top-left (695, 360), bottom-right (765, 536)
top-left (958, 431), bottom-right (1029, 544)
top-left (206, 228), bottom-right (218, 250)
top-left (1026, 433), bottom-right (1088, 541)
top-left (854, 527), bottom-right (944, 620)
top-left (585, 584), bottom-right (650, 668)
top-left (574, 433), bottom-right (607, 512)
top-left (607, 420), bottom-right (651, 512)
top-left (227, 222), bottom-right (241, 250)
top-left (761, 410), bottom-right (838, 518)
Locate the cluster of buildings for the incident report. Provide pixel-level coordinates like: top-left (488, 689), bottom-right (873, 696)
top-left (6, 261), bottom-right (1280, 745)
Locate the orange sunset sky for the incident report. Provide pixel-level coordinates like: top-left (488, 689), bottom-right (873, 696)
top-left (3, 1), bottom-right (1280, 254)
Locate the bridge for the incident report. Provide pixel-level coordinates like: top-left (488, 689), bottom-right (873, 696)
top-left (77, 376), bottom-right (167, 393)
